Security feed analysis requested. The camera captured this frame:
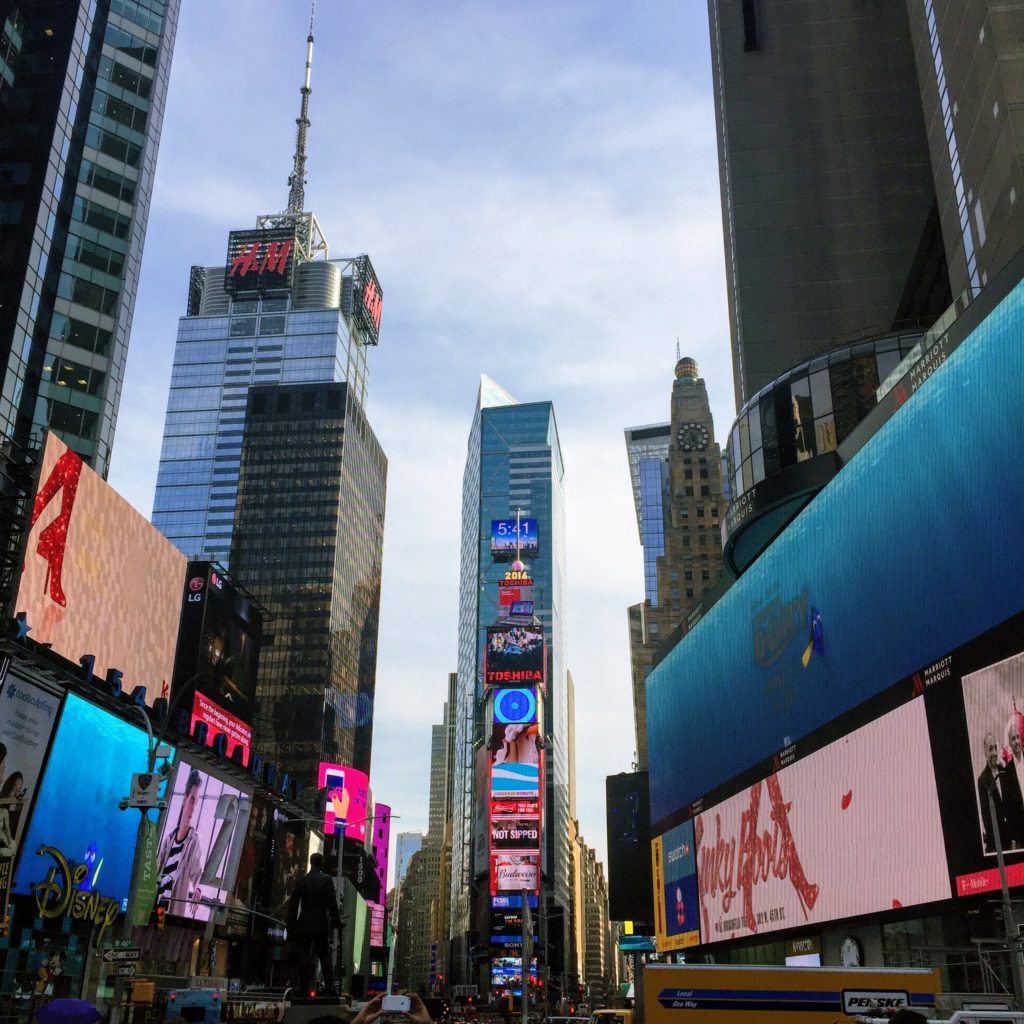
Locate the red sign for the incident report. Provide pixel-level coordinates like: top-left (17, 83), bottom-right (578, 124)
top-left (190, 691), bottom-right (252, 766)
top-left (224, 229), bottom-right (296, 295)
top-left (228, 239), bottom-right (292, 278)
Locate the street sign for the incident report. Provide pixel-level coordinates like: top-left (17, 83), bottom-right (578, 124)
top-left (102, 948), bottom-right (141, 963)
top-left (116, 964), bottom-right (136, 978)
top-left (129, 772), bottom-right (165, 809)
top-left (114, 938), bottom-right (135, 949)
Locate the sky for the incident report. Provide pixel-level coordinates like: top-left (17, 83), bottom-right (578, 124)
top-left (107, 0), bottom-right (733, 875)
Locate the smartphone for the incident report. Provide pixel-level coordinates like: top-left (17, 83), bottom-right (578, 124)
top-left (382, 996), bottom-right (411, 1014)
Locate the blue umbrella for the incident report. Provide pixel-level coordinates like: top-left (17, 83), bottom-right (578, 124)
top-left (35, 999), bottom-right (102, 1024)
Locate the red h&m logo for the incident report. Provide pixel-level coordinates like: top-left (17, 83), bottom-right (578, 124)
top-left (361, 275), bottom-right (383, 331)
top-left (228, 239), bottom-right (292, 278)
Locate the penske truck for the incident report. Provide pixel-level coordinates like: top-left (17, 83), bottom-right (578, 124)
top-left (643, 962), bottom-right (945, 1022)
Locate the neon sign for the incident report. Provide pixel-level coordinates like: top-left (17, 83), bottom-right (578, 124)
top-left (31, 845), bottom-right (120, 944)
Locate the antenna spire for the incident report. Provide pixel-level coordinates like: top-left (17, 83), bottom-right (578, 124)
top-left (676, 338), bottom-right (681, 361)
top-left (286, 1), bottom-right (316, 214)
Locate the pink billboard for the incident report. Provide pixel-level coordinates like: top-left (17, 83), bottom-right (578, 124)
top-left (693, 698), bottom-right (949, 942)
top-left (17, 433), bottom-right (186, 706)
top-left (317, 761), bottom-right (371, 841)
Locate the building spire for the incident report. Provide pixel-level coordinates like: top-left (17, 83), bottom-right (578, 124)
top-left (286, 1), bottom-right (316, 214)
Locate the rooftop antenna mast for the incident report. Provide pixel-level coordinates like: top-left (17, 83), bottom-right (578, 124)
top-left (286, 1), bottom-right (316, 215)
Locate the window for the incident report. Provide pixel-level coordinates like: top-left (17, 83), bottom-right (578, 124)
top-left (684, 469), bottom-right (693, 480)
top-left (686, 588), bottom-right (694, 599)
top-left (701, 485), bottom-right (710, 496)
top-left (230, 318), bottom-right (256, 338)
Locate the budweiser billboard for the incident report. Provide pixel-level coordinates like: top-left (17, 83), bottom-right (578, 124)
top-left (491, 852), bottom-right (540, 894)
top-left (689, 697), bottom-right (949, 944)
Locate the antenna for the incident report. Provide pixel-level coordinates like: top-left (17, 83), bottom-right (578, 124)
top-left (676, 338), bottom-right (681, 361)
top-left (286, 1), bottom-right (316, 215)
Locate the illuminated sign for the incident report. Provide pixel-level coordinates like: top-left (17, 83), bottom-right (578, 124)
top-left (353, 254), bottom-right (383, 344)
top-left (17, 434), bottom-right (186, 706)
top-left (651, 820), bottom-right (699, 950)
top-left (491, 852), bottom-right (540, 893)
top-left (485, 624), bottom-right (545, 686)
top-left (509, 601), bottom-right (534, 617)
top-left (683, 698), bottom-right (948, 946)
top-left (224, 229), bottom-right (296, 296)
top-left (490, 819), bottom-right (539, 849)
top-left (317, 762), bottom-right (371, 841)
top-left (491, 519), bottom-right (539, 559)
top-left (494, 688), bottom-right (537, 725)
top-left (190, 691), bottom-right (252, 766)
top-left (30, 845), bottom-right (120, 944)
top-left (154, 759), bottom-right (253, 922)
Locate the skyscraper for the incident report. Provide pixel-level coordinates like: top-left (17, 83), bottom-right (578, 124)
top-left (151, 15), bottom-right (382, 566)
top-left (626, 357), bottom-right (725, 769)
top-left (0, 0), bottom-right (179, 472)
top-left (449, 377), bottom-right (571, 995)
top-left (709, 0), bottom-right (952, 408)
top-left (228, 379), bottom-right (386, 788)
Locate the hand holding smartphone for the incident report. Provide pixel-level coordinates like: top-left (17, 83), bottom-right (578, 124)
top-left (382, 996), bottom-right (411, 1014)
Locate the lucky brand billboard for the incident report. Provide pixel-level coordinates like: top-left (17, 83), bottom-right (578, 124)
top-left (17, 433), bottom-right (186, 706)
top-left (688, 697), bottom-right (949, 945)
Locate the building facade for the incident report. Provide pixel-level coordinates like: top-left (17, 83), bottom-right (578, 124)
top-left (0, 0), bottom-right (179, 474)
top-left (708, 0), bottom-right (950, 408)
top-left (449, 377), bottom-right (571, 998)
top-left (228, 379), bottom-right (385, 788)
top-left (626, 357), bottom-right (725, 769)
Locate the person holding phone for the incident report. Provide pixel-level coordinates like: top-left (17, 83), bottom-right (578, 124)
top-left (352, 994), bottom-right (432, 1024)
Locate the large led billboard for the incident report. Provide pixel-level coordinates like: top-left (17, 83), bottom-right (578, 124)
top-left (154, 757), bottom-right (253, 922)
top-left (224, 228), bottom-right (295, 296)
top-left (647, 267), bottom-right (1024, 829)
top-left (490, 852), bottom-right (540, 894)
top-left (14, 693), bottom-right (160, 910)
top-left (0, 675), bottom-right (62, 914)
top-left (606, 771), bottom-right (653, 925)
top-left (664, 698), bottom-right (949, 948)
top-left (368, 802), bottom-right (391, 948)
top-left (317, 762), bottom-right (370, 841)
top-left (17, 433), bottom-right (187, 706)
top-left (494, 688), bottom-right (537, 726)
top-left (490, 518), bottom-right (539, 559)
top-left (651, 819), bottom-right (699, 950)
top-left (171, 561), bottom-right (262, 743)
top-left (485, 624), bottom-right (545, 687)
top-left (489, 722), bottom-right (540, 800)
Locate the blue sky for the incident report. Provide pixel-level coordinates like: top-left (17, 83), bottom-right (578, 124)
top-left (108, 1), bottom-right (732, 873)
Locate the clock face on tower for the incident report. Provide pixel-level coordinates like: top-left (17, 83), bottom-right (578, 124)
top-left (676, 421), bottom-right (710, 452)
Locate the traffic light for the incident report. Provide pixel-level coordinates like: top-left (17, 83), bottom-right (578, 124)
top-left (156, 905), bottom-right (166, 930)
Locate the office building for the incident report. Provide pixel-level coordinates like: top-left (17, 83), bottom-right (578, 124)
top-left (395, 832), bottom-right (424, 891)
top-left (626, 356), bottom-right (725, 769)
top-left (0, 0), bottom-right (179, 474)
top-left (151, 17), bottom-right (383, 566)
top-left (449, 376), bottom-right (571, 997)
top-left (228, 380), bottom-right (385, 788)
top-left (427, 672), bottom-right (457, 844)
top-left (709, 0), bottom-right (948, 409)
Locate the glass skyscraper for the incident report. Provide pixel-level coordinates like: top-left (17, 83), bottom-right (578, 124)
top-left (0, 0), bottom-right (179, 473)
top-left (450, 376), bottom-right (571, 992)
top-left (151, 240), bottom-right (374, 564)
top-left (229, 379), bottom-right (385, 786)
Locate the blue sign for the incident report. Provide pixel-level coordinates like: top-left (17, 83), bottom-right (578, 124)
top-left (491, 518), bottom-right (539, 558)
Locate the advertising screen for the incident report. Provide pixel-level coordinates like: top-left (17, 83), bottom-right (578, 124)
top-left (353, 254), bottom-right (383, 345)
top-left (647, 267), bottom-right (1024, 829)
top-left (172, 561), bottom-right (262, 735)
top-left (490, 853), bottom-right (540, 894)
top-left (651, 819), bottom-right (699, 950)
top-left (368, 802), bottom-right (391, 948)
top-left (0, 675), bottom-right (61, 912)
top-left (494, 687), bottom-right (537, 725)
top-left (919, 610), bottom-right (1024, 898)
top-left (687, 698), bottom-right (948, 945)
top-left (224, 228), bottom-right (295, 295)
top-left (154, 758), bottom-right (253, 922)
top-left (491, 819), bottom-right (540, 850)
top-left (267, 810), bottom-right (307, 927)
top-left (485, 624), bottom-right (545, 687)
top-left (228, 795), bottom-right (274, 932)
top-left (17, 433), bottom-right (186, 706)
top-left (190, 692), bottom-right (252, 766)
top-left (490, 519), bottom-right (539, 559)
top-left (490, 721), bottom-right (541, 800)
top-left (317, 762), bottom-right (370, 841)
top-left (14, 692), bottom-right (156, 909)
top-left (498, 578), bottom-right (534, 610)
top-left (606, 771), bottom-right (653, 925)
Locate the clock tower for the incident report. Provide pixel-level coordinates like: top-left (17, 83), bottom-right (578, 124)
top-left (627, 355), bottom-right (727, 769)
